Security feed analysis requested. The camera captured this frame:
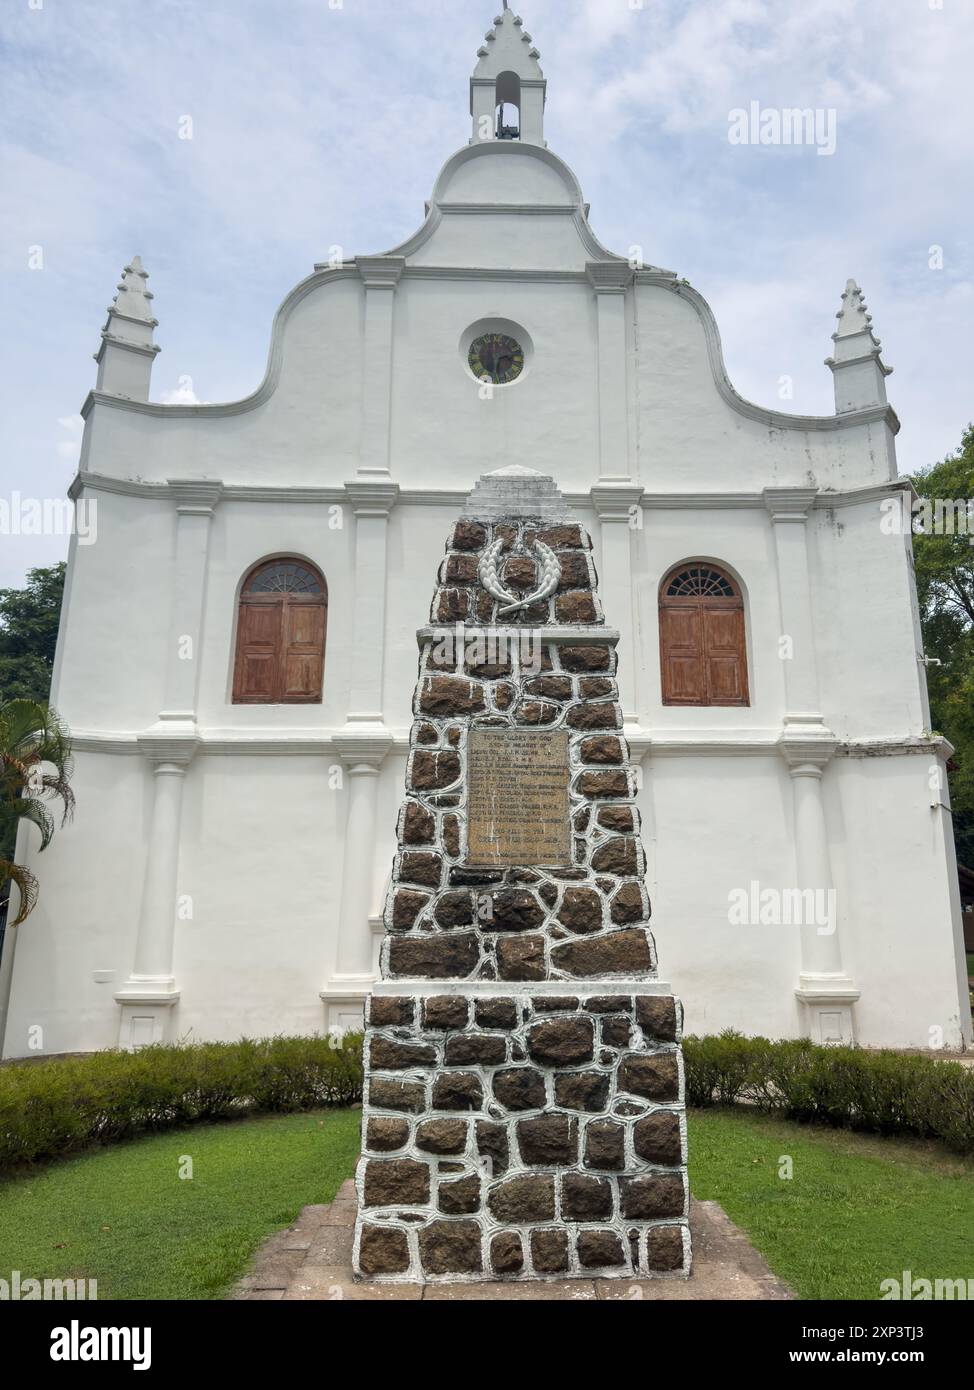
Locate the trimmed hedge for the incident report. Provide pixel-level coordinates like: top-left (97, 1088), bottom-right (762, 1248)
top-left (684, 1031), bottom-right (974, 1155)
top-left (3, 1030), bottom-right (971, 1170)
top-left (0, 1034), bottom-right (362, 1170)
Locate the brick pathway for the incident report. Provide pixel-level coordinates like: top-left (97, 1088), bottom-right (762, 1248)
top-left (233, 1179), bottom-right (794, 1301)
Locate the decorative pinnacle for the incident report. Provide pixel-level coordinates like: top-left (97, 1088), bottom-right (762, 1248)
top-left (834, 279), bottom-right (876, 340)
top-left (109, 256), bottom-right (157, 325)
top-left (825, 277), bottom-right (893, 391)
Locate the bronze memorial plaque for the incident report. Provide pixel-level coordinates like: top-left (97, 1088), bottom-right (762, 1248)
top-left (467, 728), bottom-right (571, 867)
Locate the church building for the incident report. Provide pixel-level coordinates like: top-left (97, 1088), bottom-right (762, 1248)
top-left (1, 6), bottom-right (969, 1057)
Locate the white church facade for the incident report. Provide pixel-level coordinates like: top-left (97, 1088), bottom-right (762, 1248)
top-left (1, 7), bottom-right (969, 1057)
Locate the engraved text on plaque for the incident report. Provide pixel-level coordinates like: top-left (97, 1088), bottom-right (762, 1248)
top-left (466, 729), bottom-right (571, 867)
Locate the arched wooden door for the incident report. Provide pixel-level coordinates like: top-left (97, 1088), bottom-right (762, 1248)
top-left (659, 563), bottom-right (749, 707)
top-left (232, 558), bottom-right (327, 704)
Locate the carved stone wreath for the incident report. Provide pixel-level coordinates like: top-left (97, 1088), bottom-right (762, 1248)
top-left (477, 537), bottom-right (562, 617)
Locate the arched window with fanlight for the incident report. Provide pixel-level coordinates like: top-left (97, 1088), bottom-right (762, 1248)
top-left (659, 563), bottom-right (749, 707)
top-left (232, 558), bottom-right (327, 704)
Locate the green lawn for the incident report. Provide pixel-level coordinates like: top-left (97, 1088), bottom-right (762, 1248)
top-left (688, 1107), bottom-right (974, 1299)
top-left (0, 1104), bottom-right (971, 1300)
top-left (0, 1108), bottom-right (361, 1300)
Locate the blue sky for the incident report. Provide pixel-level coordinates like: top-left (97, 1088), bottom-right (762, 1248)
top-left (1, 0), bottom-right (972, 587)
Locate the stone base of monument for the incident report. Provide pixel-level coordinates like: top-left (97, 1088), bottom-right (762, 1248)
top-left (235, 1181), bottom-right (795, 1300)
top-left (354, 980), bottom-right (690, 1284)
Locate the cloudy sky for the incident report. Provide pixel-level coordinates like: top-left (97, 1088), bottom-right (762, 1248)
top-left (1, 0), bottom-right (971, 587)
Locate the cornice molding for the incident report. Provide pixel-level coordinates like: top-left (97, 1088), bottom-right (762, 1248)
top-left (344, 479), bottom-right (400, 516)
top-left (65, 727), bottom-right (949, 761)
top-left (355, 255), bottom-right (406, 290)
top-left (136, 727), bottom-right (201, 766)
top-left (826, 348), bottom-right (894, 377)
top-left (436, 203), bottom-right (576, 216)
top-left (95, 333), bottom-right (161, 361)
top-left (586, 262), bottom-right (634, 294)
top-left (590, 482), bottom-right (644, 520)
top-left (763, 487), bottom-right (819, 522)
top-left (67, 472), bottom-right (913, 515)
top-left (332, 725), bottom-right (395, 768)
top-left (167, 477), bottom-right (223, 514)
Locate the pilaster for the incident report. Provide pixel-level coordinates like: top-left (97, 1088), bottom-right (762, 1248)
top-left (587, 263), bottom-right (634, 482)
top-left (159, 479), bottom-right (221, 724)
top-left (356, 257), bottom-right (405, 479)
top-left (324, 479), bottom-right (399, 1024)
top-left (591, 483), bottom-right (644, 725)
top-left (766, 488), bottom-right (857, 1041)
top-left (321, 730), bottom-right (393, 1029)
top-left (115, 731), bottom-right (199, 1049)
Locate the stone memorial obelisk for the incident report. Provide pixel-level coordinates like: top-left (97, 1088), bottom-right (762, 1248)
top-left (352, 467), bottom-right (691, 1283)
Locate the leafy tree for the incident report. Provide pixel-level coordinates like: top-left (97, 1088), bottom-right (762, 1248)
top-left (912, 424), bottom-right (974, 865)
top-left (0, 563), bottom-right (65, 703)
top-left (0, 565), bottom-right (69, 917)
top-left (0, 699), bottom-right (74, 924)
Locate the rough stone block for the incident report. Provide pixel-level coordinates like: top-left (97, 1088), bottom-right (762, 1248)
top-left (431, 1072), bottom-right (483, 1111)
top-left (516, 1113), bottom-right (578, 1166)
top-left (619, 1174), bottom-right (686, 1220)
top-left (488, 1175), bottom-right (556, 1225)
top-left (416, 1119), bottom-right (468, 1155)
top-left (358, 1225), bottom-right (410, 1276)
top-left (363, 1159), bottom-right (430, 1208)
top-left (526, 1017), bottom-right (594, 1065)
top-left (531, 1228), bottom-right (570, 1273)
top-left (418, 1220), bottom-right (483, 1276)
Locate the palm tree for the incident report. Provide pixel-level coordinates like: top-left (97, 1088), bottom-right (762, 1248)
top-left (0, 699), bottom-right (74, 926)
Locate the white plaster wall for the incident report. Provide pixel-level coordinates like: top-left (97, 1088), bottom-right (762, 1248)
top-left (388, 277), bottom-right (599, 487)
top-left (172, 756), bottom-right (341, 1040)
top-left (646, 754), bottom-right (803, 1040)
top-left (51, 491), bottom-right (172, 731)
top-left (646, 752), bottom-right (968, 1048)
top-left (811, 502), bottom-right (929, 740)
top-left (828, 756), bottom-right (969, 1049)
top-left (2, 753), bottom-right (149, 1056)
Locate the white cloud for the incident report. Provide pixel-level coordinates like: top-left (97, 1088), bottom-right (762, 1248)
top-left (158, 380), bottom-right (203, 405)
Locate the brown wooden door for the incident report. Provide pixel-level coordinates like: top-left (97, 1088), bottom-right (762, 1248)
top-left (281, 600), bottom-right (326, 702)
top-left (233, 601), bottom-right (283, 702)
top-left (659, 606), bottom-right (706, 704)
top-left (233, 563), bottom-right (327, 704)
top-left (660, 567), bottom-right (749, 707)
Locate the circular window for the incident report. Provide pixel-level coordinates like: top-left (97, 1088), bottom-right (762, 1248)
top-left (467, 331), bottom-right (525, 386)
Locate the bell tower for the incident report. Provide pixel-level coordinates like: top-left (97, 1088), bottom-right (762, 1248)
top-left (470, 4), bottom-right (547, 147)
